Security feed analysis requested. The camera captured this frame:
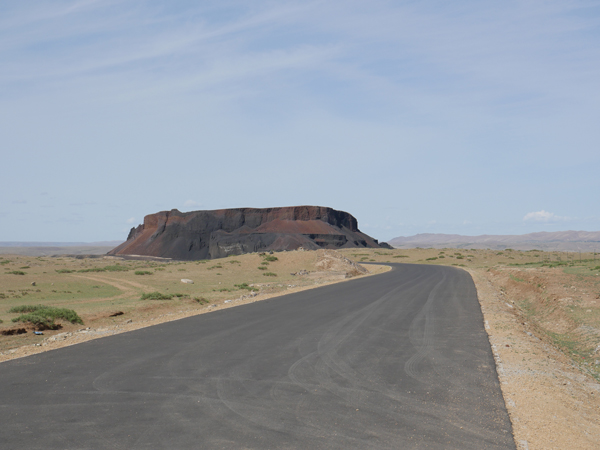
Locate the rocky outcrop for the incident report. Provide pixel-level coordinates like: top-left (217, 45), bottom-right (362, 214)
top-left (108, 206), bottom-right (386, 260)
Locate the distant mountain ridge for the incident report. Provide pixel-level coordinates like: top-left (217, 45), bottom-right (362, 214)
top-left (0, 241), bottom-right (123, 247)
top-left (388, 231), bottom-right (600, 252)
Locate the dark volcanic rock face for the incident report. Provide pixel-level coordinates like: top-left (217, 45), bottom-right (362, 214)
top-left (108, 206), bottom-right (385, 260)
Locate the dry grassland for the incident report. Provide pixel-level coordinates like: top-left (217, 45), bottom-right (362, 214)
top-left (0, 249), bottom-right (387, 361)
top-left (339, 247), bottom-right (600, 450)
top-left (3, 245), bottom-right (599, 448)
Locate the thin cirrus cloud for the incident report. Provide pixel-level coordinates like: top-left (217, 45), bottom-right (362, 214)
top-left (1, 1), bottom-right (599, 241)
top-left (523, 210), bottom-right (570, 222)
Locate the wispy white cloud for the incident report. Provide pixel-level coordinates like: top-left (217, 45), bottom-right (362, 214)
top-left (523, 210), bottom-right (570, 222)
top-left (125, 217), bottom-right (136, 224)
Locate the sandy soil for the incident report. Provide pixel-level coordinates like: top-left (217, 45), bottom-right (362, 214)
top-left (470, 268), bottom-right (600, 450)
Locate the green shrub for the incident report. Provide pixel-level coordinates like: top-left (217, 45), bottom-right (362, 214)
top-left (56, 269), bottom-right (74, 274)
top-left (9, 304), bottom-right (45, 313)
top-left (8, 271), bottom-right (25, 275)
top-left (134, 271), bottom-right (153, 276)
top-left (78, 265), bottom-right (130, 273)
top-left (258, 266), bottom-right (267, 270)
top-left (393, 255), bottom-right (408, 258)
top-left (194, 297), bottom-right (209, 304)
top-left (235, 283), bottom-right (258, 292)
top-left (140, 292), bottom-right (174, 300)
top-left (263, 255), bottom-right (278, 262)
top-left (263, 272), bottom-right (277, 277)
top-left (104, 265), bottom-right (130, 272)
top-left (19, 266), bottom-right (30, 269)
top-left (426, 257), bottom-right (438, 261)
top-left (10, 305), bottom-right (83, 330)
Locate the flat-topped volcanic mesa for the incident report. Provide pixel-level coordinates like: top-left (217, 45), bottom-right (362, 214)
top-left (108, 206), bottom-right (390, 260)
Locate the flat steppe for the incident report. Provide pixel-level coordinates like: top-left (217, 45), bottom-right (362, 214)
top-left (1, 247), bottom-right (599, 449)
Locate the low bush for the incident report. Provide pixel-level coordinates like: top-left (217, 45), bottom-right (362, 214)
top-left (10, 305), bottom-right (83, 330)
top-left (263, 255), bottom-right (278, 262)
top-left (134, 271), bottom-right (153, 276)
top-left (258, 266), bottom-right (267, 270)
top-left (8, 271), bottom-right (25, 275)
top-left (235, 283), bottom-right (258, 292)
top-left (263, 272), bottom-right (277, 277)
top-left (104, 265), bottom-right (130, 272)
top-left (140, 292), bottom-right (174, 300)
top-left (56, 269), bottom-right (74, 273)
top-left (78, 265), bottom-right (130, 273)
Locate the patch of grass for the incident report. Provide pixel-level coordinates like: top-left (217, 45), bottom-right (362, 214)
top-left (78, 264), bottom-right (130, 273)
top-left (134, 271), bottom-right (153, 276)
top-left (207, 265), bottom-right (223, 270)
top-left (258, 266), bottom-right (267, 270)
top-left (263, 255), bottom-right (278, 262)
top-left (10, 305), bottom-right (83, 330)
top-left (7, 271), bottom-right (25, 275)
top-left (263, 272), bottom-right (277, 277)
top-left (393, 255), bottom-right (408, 258)
top-left (140, 292), bottom-right (174, 300)
top-left (194, 297), bottom-right (209, 304)
top-left (0, 260), bottom-right (10, 265)
top-left (19, 266), bottom-right (30, 269)
top-left (235, 283), bottom-right (258, 292)
top-left (228, 260), bottom-right (241, 264)
top-left (426, 257), bottom-right (438, 261)
top-left (56, 269), bottom-right (74, 273)
top-left (510, 274), bottom-right (526, 282)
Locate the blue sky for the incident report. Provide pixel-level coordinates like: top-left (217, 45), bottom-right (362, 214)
top-left (1, 0), bottom-right (600, 243)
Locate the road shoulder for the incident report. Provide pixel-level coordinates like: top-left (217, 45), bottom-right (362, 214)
top-left (469, 268), bottom-right (600, 450)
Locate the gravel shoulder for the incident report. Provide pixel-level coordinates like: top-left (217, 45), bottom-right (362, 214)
top-left (470, 268), bottom-right (600, 450)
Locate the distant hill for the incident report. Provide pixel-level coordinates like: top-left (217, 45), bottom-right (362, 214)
top-left (0, 241), bottom-right (124, 256)
top-left (388, 231), bottom-right (600, 252)
top-left (0, 241), bottom-right (123, 248)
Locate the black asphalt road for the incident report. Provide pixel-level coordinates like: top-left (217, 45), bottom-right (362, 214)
top-left (0, 264), bottom-right (515, 449)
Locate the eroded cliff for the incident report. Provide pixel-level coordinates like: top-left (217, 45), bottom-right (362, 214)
top-left (108, 206), bottom-right (389, 260)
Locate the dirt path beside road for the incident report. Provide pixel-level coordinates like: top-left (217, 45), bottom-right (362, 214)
top-left (470, 268), bottom-right (600, 450)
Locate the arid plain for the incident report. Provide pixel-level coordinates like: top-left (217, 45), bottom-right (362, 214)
top-left (1, 247), bottom-right (599, 449)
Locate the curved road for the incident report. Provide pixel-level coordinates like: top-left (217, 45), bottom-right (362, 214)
top-left (0, 264), bottom-right (515, 449)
